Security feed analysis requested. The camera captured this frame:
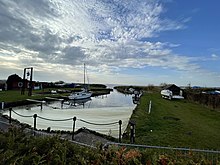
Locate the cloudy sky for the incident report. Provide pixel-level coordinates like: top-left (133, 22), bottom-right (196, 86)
top-left (0, 0), bottom-right (220, 87)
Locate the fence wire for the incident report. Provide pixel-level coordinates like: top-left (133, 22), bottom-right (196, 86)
top-left (38, 115), bottom-right (73, 122)
top-left (11, 109), bottom-right (33, 118)
top-left (105, 142), bottom-right (220, 163)
top-left (78, 118), bottom-right (119, 126)
top-left (4, 109), bottom-right (220, 162)
top-left (10, 109), bottom-right (119, 125)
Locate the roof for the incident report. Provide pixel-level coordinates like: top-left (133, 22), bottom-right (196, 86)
top-left (163, 84), bottom-right (180, 90)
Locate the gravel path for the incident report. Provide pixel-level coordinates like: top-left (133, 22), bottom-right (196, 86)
top-left (0, 114), bottom-right (14, 132)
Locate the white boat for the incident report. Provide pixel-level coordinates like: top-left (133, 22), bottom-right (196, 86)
top-left (161, 89), bottom-right (173, 100)
top-left (64, 97), bottom-right (91, 108)
top-left (68, 89), bottom-right (92, 100)
top-left (68, 64), bottom-right (92, 100)
top-left (161, 89), bottom-right (184, 100)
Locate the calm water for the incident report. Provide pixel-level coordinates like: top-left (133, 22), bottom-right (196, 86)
top-left (4, 89), bottom-right (136, 137)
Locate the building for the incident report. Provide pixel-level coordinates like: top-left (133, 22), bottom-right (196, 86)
top-left (6, 74), bottom-right (35, 90)
top-left (6, 74), bottom-right (23, 90)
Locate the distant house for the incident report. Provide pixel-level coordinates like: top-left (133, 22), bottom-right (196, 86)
top-left (6, 74), bottom-right (35, 90)
top-left (6, 74), bottom-right (23, 90)
top-left (161, 84), bottom-right (184, 100)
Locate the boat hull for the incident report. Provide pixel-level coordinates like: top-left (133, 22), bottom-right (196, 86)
top-left (68, 92), bottom-right (92, 100)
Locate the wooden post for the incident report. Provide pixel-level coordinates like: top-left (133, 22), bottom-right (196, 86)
top-left (61, 99), bottom-right (64, 109)
top-left (1, 102), bottom-right (4, 110)
top-left (21, 68), bottom-right (26, 95)
top-left (129, 120), bottom-right (136, 144)
top-left (9, 107), bottom-right (12, 124)
top-left (119, 120), bottom-right (122, 143)
top-left (33, 114), bottom-right (37, 136)
top-left (28, 67), bottom-right (33, 96)
top-left (72, 116), bottom-right (76, 140)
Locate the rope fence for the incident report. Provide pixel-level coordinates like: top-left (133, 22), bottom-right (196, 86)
top-left (11, 109), bottom-right (33, 118)
top-left (38, 116), bottom-right (73, 122)
top-left (78, 119), bottom-right (119, 126)
top-left (8, 108), bottom-right (122, 142)
top-left (5, 107), bottom-right (220, 162)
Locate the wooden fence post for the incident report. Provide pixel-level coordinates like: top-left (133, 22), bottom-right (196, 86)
top-left (129, 120), bottom-right (136, 144)
top-left (9, 107), bottom-right (12, 124)
top-left (33, 114), bottom-right (37, 136)
top-left (119, 120), bottom-right (122, 143)
top-left (72, 116), bottom-right (76, 140)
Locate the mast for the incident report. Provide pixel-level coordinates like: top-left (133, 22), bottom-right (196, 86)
top-left (83, 63), bottom-right (89, 91)
top-left (84, 63), bottom-right (85, 86)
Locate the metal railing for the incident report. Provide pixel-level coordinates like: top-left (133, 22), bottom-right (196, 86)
top-left (105, 142), bottom-right (220, 163)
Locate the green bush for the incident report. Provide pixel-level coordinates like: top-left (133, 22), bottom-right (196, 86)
top-left (0, 127), bottom-right (219, 164)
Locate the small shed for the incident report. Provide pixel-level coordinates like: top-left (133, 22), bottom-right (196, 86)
top-left (163, 84), bottom-right (181, 95)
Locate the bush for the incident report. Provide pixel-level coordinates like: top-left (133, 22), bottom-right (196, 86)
top-left (0, 127), bottom-right (219, 164)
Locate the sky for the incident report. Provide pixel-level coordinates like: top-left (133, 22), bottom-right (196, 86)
top-left (0, 0), bottom-right (220, 87)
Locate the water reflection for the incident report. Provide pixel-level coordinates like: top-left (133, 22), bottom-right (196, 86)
top-left (62, 98), bottom-right (92, 109)
top-left (4, 89), bottom-right (136, 137)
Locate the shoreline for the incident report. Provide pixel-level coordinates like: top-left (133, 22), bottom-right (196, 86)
top-left (1, 88), bottom-right (113, 109)
top-left (0, 87), bottom-right (133, 145)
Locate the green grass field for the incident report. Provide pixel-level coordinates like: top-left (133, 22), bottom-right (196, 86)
top-left (129, 92), bottom-right (220, 150)
top-left (0, 89), bottom-right (61, 103)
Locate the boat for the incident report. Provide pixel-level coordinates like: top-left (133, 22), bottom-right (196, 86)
top-left (64, 97), bottom-right (92, 108)
top-left (68, 64), bottom-right (92, 100)
top-left (161, 89), bottom-right (184, 100)
top-left (161, 89), bottom-right (173, 100)
top-left (68, 89), bottom-right (92, 100)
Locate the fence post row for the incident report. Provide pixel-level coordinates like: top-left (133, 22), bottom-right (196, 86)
top-left (72, 116), bottom-right (77, 140)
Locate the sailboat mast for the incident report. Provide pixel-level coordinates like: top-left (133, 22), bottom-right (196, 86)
top-left (84, 63), bottom-right (85, 86)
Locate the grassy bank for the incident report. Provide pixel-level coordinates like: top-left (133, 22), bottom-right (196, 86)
top-left (126, 92), bottom-right (220, 150)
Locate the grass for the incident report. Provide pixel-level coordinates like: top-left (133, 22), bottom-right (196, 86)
top-left (127, 91), bottom-right (220, 150)
top-left (0, 87), bottom-right (112, 103)
top-left (0, 89), bottom-right (60, 103)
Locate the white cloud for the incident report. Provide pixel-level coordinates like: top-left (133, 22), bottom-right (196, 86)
top-left (0, 0), bottom-right (218, 86)
top-left (211, 54), bottom-right (218, 58)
